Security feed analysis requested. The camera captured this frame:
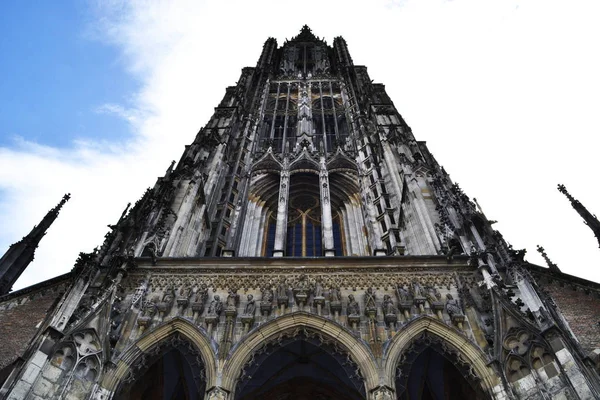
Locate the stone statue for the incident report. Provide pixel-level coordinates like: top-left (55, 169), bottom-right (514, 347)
top-left (278, 279), bottom-right (288, 298)
top-left (329, 286), bottom-right (341, 303)
top-left (445, 294), bottom-right (463, 318)
top-left (425, 286), bottom-right (441, 304)
top-left (208, 295), bottom-right (223, 315)
top-left (383, 294), bottom-right (395, 315)
top-left (295, 273), bottom-right (309, 290)
top-left (314, 278), bottom-right (324, 298)
top-left (142, 296), bottom-right (159, 318)
top-left (396, 285), bottom-right (410, 301)
top-left (262, 286), bottom-right (274, 303)
top-left (195, 284), bottom-right (208, 304)
top-left (411, 281), bottom-right (424, 298)
top-left (243, 294), bottom-right (256, 315)
top-left (162, 286), bottom-right (175, 304)
top-left (364, 287), bottom-right (376, 310)
top-left (226, 289), bottom-right (239, 309)
top-left (178, 284), bottom-right (191, 299)
top-left (347, 294), bottom-right (360, 316)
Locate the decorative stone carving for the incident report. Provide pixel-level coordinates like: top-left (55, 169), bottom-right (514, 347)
top-left (243, 294), bottom-right (256, 316)
top-left (226, 289), bottom-right (239, 313)
top-left (293, 273), bottom-right (311, 309)
top-left (425, 285), bottom-right (444, 318)
top-left (329, 286), bottom-right (342, 316)
top-left (157, 286), bottom-right (175, 317)
top-left (364, 287), bottom-right (377, 319)
top-left (241, 294), bottom-right (256, 332)
top-left (411, 280), bottom-right (426, 312)
top-left (137, 296), bottom-right (158, 331)
top-left (395, 284), bottom-right (413, 319)
top-left (176, 283), bottom-right (192, 311)
top-left (313, 278), bottom-right (325, 315)
top-left (347, 294), bottom-right (361, 329)
top-left (383, 294), bottom-right (397, 327)
top-left (191, 284), bottom-right (208, 317)
top-left (261, 286), bottom-right (274, 316)
top-left (446, 294), bottom-right (465, 329)
top-left (205, 294), bottom-right (223, 334)
top-left (208, 295), bottom-right (223, 316)
top-left (372, 386), bottom-right (394, 400)
top-left (277, 279), bottom-right (289, 310)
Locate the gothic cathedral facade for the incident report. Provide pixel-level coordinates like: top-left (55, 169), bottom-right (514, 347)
top-left (1, 26), bottom-right (600, 400)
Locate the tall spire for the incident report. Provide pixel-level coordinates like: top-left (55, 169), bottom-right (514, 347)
top-left (558, 184), bottom-right (600, 248)
top-left (0, 193), bottom-right (70, 295)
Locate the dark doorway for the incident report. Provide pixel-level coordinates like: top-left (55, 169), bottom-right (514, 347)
top-left (237, 339), bottom-right (364, 400)
top-left (116, 349), bottom-right (204, 400)
top-left (396, 348), bottom-right (481, 400)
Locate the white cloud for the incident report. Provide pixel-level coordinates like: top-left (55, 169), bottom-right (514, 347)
top-left (1, 0), bottom-right (600, 290)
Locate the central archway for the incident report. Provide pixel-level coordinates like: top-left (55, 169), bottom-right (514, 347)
top-left (221, 312), bottom-right (379, 398)
top-left (236, 335), bottom-right (364, 400)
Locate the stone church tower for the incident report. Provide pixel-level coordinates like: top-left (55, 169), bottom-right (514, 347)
top-left (1, 26), bottom-right (599, 399)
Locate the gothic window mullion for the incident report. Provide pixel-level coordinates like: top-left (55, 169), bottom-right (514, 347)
top-left (319, 159), bottom-right (335, 256)
top-left (329, 81), bottom-right (340, 146)
top-left (319, 82), bottom-right (328, 153)
top-left (273, 165), bottom-right (289, 257)
top-left (281, 83), bottom-right (291, 153)
top-left (269, 83), bottom-right (281, 140)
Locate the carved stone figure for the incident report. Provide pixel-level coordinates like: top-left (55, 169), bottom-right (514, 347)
top-left (396, 285), bottom-right (410, 301)
top-left (411, 281), bottom-right (424, 298)
top-left (195, 284), bottom-right (208, 305)
top-left (295, 273), bottom-right (309, 290)
top-left (364, 287), bottom-right (376, 310)
top-left (347, 294), bottom-right (360, 316)
top-left (277, 279), bottom-right (288, 299)
top-left (329, 286), bottom-right (341, 303)
top-left (262, 286), bottom-right (274, 303)
top-left (226, 289), bottom-right (239, 310)
top-left (243, 294), bottom-right (256, 315)
top-left (208, 295), bottom-right (223, 315)
top-left (425, 286), bottom-right (442, 304)
top-left (140, 296), bottom-right (159, 325)
top-left (445, 294), bottom-right (463, 318)
top-left (162, 286), bottom-right (175, 304)
top-left (314, 278), bottom-right (324, 298)
top-left (178, 284), bottom-right (192, 299)
top-left (383, 294), bottom-right (395, 315)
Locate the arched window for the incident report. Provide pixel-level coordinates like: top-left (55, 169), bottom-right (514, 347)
top-left (286, 193), bottom-right (322, 257)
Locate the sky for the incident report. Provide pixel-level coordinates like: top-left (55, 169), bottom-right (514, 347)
top-left (1, 0), bottom-right (600, 290)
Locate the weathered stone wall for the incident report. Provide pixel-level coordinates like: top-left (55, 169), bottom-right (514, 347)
top-left (0, 278), bottom-right (68, 372)
top-left (544, 280), bottom-right (600, 354)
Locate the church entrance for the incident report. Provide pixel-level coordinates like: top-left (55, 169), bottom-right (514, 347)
top-left (235, 337), bottom-right (365, 400)
top-left (114, 335), bottom-right (207, 400)
top-left (395, 346), bottom-right (484, 400)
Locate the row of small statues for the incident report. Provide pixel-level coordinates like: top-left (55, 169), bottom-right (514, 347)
top-left (140, 277), bottom-right (463, 319)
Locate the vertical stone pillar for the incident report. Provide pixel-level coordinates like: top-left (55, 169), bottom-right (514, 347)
top-left (273, 160), bottom-right (289, 257)
top-left (319, 157), bottom-right (335, 256)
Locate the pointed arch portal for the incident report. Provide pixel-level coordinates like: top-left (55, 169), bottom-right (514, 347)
top-left (384, 317), bottom-right (497, 400)
top-left (114, 334), bottom-right (207, 400)
top-left (222, 312), bottom-right (379, 398)
top-left (236, 334), bottom-right (364, 400)
top-left (395, 338), bottom-right (483, 400)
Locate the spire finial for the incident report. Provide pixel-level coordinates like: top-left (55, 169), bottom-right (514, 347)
top-left (0, 193), bottom-right (71, 295)
top-left (557, 184), bottom-right (600, 248)
top-left (536, 245), bottom-right (561, 273)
